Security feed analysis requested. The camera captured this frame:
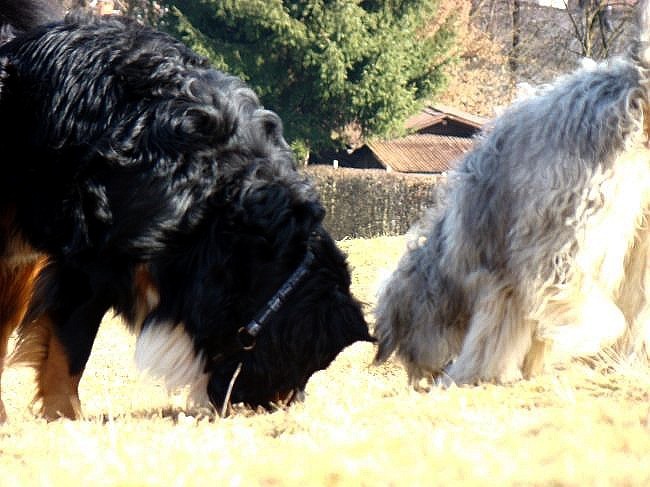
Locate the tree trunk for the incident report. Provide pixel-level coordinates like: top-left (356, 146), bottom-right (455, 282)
top-left (509, 0), bottom-right (521, 74)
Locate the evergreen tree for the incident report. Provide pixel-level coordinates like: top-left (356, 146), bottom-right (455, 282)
top-left (158, 0), bottom-right (459, 159)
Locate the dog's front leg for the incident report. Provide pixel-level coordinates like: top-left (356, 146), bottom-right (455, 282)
top-left (14, 307), bottom-right (104, 421)
top-left (41, 293), bottom-right (110, 420)
top-left (16, 274), bottom-right (112, 421)
top-left (445, 279), bottom-right (533, 384)
top-left (33, 314), bottom-right (84, 420)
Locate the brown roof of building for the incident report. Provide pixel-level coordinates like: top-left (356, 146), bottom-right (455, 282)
top-left (367, 134), bottom-right (474, 174)
top-left (405, 104), bottom-right (488, 132)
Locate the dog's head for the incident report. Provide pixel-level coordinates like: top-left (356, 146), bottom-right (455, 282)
top-left (137, 163), bottom-right (372, 410)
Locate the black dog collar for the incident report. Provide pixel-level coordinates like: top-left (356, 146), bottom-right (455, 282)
top-left (236, 247), bottom-right (315, 350)
top-left (210, 240), bottom-right (316, 365)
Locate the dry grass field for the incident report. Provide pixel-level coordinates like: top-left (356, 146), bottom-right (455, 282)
top-left (2, 236), bottom-right (650, 486)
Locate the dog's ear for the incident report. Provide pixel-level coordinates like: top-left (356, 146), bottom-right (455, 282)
top-left (116, 49), bottom-right (238, 148)
top-left (241, 183), bottom-right (324, 250)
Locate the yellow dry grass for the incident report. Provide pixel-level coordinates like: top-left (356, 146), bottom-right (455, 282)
top-left (2, 236), bottom-right (650, 486)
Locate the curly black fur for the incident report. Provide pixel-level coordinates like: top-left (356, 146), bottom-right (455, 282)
top-left (0, 1), bottom-right (371, 410)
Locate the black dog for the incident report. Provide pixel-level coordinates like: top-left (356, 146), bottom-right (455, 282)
top-left (0, 0), bottom-right (371, 420)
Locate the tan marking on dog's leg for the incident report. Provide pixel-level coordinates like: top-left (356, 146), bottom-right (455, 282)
top-left (0, 259), bottom-right (44, 423)
top-left (132, 264), bottom-right (159, 333)
top-left (0, 304), bottom-right (14, 423)
top-left (36, 317), bottom-right (82, 420)
top-left (0, 322), bottom-right (10, 423)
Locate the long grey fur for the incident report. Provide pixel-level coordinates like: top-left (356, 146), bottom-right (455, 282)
top-left (374, 0), bottom-right (650, 386)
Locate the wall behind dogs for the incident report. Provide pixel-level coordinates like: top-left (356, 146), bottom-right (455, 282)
top-left (305, 166), bottom-right (442, 240)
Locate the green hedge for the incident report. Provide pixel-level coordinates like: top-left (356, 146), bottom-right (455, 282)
top-left (304, 166), bottom-right (444, 240)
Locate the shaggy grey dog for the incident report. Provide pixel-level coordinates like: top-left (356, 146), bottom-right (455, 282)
top-left (375, 0), bottom-right (650, 387)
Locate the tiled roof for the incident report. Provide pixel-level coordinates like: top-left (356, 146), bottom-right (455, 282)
top-left (405, 104), bottom-right (488, 132)
top-left (367, 134), bottom-right (474, 174)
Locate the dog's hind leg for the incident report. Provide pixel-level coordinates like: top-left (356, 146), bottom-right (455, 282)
top-left (542, 285), bottom-right (627, 362)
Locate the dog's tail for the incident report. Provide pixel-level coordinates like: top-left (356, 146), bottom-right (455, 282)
top-left (0, 0), bottom-right (64, 43)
